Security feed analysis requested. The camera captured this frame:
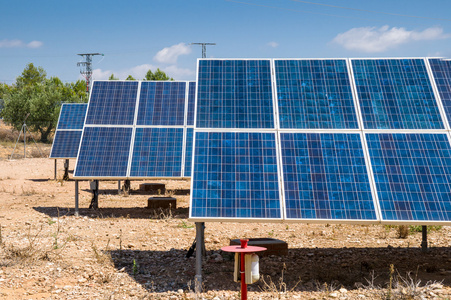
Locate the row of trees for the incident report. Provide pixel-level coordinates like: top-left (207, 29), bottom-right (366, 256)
top-left (0, 63), bottom-right (172, 142)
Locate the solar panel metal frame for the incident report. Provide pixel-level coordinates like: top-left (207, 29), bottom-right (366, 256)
top-left (189, 57), bottom-right (451, 225)
top-left (426, 58), bottom-right (451, 131)
top-left (73, 80), bottom-right (195, 180)
top-left (50, 103), bottom-right (87, 159)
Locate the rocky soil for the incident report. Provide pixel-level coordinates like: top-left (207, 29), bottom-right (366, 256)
top-left (0, 145), bottom-right (450, 299)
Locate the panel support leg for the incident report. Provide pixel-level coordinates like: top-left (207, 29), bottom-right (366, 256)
top-left (63, 159), bottom-right (69, 181)
top-left (89, 180), bottom-right (99, 209)
top-left (118, 180), bottom-right (121, 194)
top-left (421, 225), bottom-right (428, 252)
top-left (74, 180), bottom-right (79, 216)
top-left (195, 222), bottom-right (205, 294)
top-left (54, 159), bottom-right (57, 180)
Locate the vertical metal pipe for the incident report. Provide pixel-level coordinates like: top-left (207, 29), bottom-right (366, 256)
top-left (421, 225), bottom-right (428, 252)
top-left (75, 180), bottom-right (79, 216)
top-left (54, 159), bottom-right (57, 180)
top-left (195, 222), bottom-right (203, 294)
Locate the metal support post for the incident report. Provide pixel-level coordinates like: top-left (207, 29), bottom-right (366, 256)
top-left (421, 225), bottom-right (428, 252)
top-left (74, 180), bottom-right (79, 216)
top-left (63, 159), bottom-right (69, 181)
top-left (195, 222), bottom-right (204, 293)
top-left (54, 159), bottom-right (57, 180)
top-left (118, 180), bottom-right (121, 194)
top-left (89, 180), bottom-right (99, 209)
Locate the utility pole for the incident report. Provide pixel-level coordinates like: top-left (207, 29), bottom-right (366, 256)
top-left (190, 43), bottom-right (216, 58)
top-left (77, 53), bottom-right (104, 93)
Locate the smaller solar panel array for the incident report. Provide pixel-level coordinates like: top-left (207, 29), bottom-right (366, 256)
top-left (190, 58), bottom-right (451, 225)
top-left (50, 103), bottom-right (87, 159)
top-left (74, 81), bottom-right (195, 179)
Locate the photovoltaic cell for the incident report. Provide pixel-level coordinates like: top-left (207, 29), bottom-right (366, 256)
top-left (74, 127), bottom-right (132, 178)
top-left (137, 82), bottom-right (186, 126)
top-left (275, 59), bottom-right (358, 129)
top-left (57, 103), bottom-right (87, 130)
top-left (196, 60), bottom-right (274, 129)
top-left (85, 81), bottom-right (138, 125)
top-left (428, 58), bottom-right (451, 127)
top-left (129, 127), bottom-right (184, 177)
top-left (352, 59), bottom-right (443, 129)
top-left (191, 132), bottom-right (281, 219)
top-left (184, 127), bottom-right (194, 177)
top-left (281, 133), bottom-right (376, 220)
top-left (366, 133), bottom-right (451, 222)
top-left (187, 82), bottom-right (196, 126)
top-left (50, 103), bottom-right (87, 159)
top-left (50, 131), bottom-right (83, 158)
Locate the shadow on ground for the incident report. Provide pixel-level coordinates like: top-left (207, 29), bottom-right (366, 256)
top-left (108, 246), bottom-right (451, 294)
top-left (33, 206), bottom-right (189, 219)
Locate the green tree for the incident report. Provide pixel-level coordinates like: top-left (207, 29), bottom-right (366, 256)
top-left (109, 73), bottom-right (119, 80)
top-left (15, 63), bottom-right (46, 88)
top-left (1, 64), bottom-right (86, 142)
top-left (143, 68), bottom-right (173, 81)
top-left (126, 75), bottom-right (136, 80)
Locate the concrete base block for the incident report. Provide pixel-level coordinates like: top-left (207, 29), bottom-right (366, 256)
top-left (147, 197), bottom-right (176, 209)
top-left (140, 183), bottom-right (166, 195)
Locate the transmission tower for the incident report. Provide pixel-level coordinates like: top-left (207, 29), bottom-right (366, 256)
top-left (190, 43), bottom-right (216, 58)
top-left (77, 53), bottom-right (104, 93)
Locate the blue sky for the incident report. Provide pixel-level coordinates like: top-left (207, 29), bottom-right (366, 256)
top-left (1, 0), bottom-right (451, 83)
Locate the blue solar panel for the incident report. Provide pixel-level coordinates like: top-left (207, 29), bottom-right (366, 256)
top-left (137, 81), bottom-right (186, 126)
top-left (281, 133), bottom-right (376, 220)
top-left (428, 58), bottom-right (451, 127)
top-left (366, 133), bottom-right (451, 222)
top-left (129, 127), bottom-right (184, 177)
top-left (196, 59), bottom-right (275, 129)
top-left (57, 103), bottom-right (87, 130)
top-left (187, 82), bottom-right (196, 126)
top-left (352, 59), bottom-right (443, 129)
top-left (275, 59), bottom-right (358, 129)
top-left (74, 127), bottom-right (132, 178)
top-left (184, 127), bottom-right (194, 177)
top-left (85, 81), bottom-right (138, 126)
top-left (191, 131), bottom-right (281, 219)
top-left (50, 131), bottom-right (83, 158)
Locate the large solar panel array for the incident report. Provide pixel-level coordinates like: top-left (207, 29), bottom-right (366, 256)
top-left (50, 103), bottom-right (87, 159)
top-left (74, 81), bottom-right (195, 179)
top-left (190, 58), bottom-right (451, 224)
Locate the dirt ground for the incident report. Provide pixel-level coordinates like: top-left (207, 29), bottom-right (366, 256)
top-left (0, 142), bottom-right (450, 299)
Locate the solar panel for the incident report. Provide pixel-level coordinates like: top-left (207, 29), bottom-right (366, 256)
top-left (129, 127), bottom-right (184, 177)
top-left (74, 127), bottom-right (132, 178)
top-left (183, 127), bottom-right (194, 177)
top-left (275, 59), bottom-right (359, 129)
top-left (74, 80), bottom-right (194, 179)
top-left (137, 81), bottom-right (186, 126)
top-left (50, 103), bottom-right (87, 159)
top-left (428, 58), bottom-right (451, 128)
top-left (191, 131), bottom-right (282, 219)
top-left (57, 103), bottom-right (87, 130)
top-left (187, 82), bottom-right (196, 126)
top-left (85, 81), bottom-right (138, 126)
top-left (196, 59), bottom-right (275, 129)
top-left (281, 132), bottom-right (377, 220)
top-left (366, 133), bottom-right (451, 222)
top-left (351, 58), bottom-right (444, 129)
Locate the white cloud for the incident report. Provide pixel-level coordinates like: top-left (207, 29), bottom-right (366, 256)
top-left (153, 43), bottom-right (191, 64)
top-left (332, 25), bottom-right (451, 53)
top-left (27, 40), bottom-right (43, 48)
top-left (0, 39), bottom-right (43, 48)
top-left (267, 41), bottom-right (279, 48)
